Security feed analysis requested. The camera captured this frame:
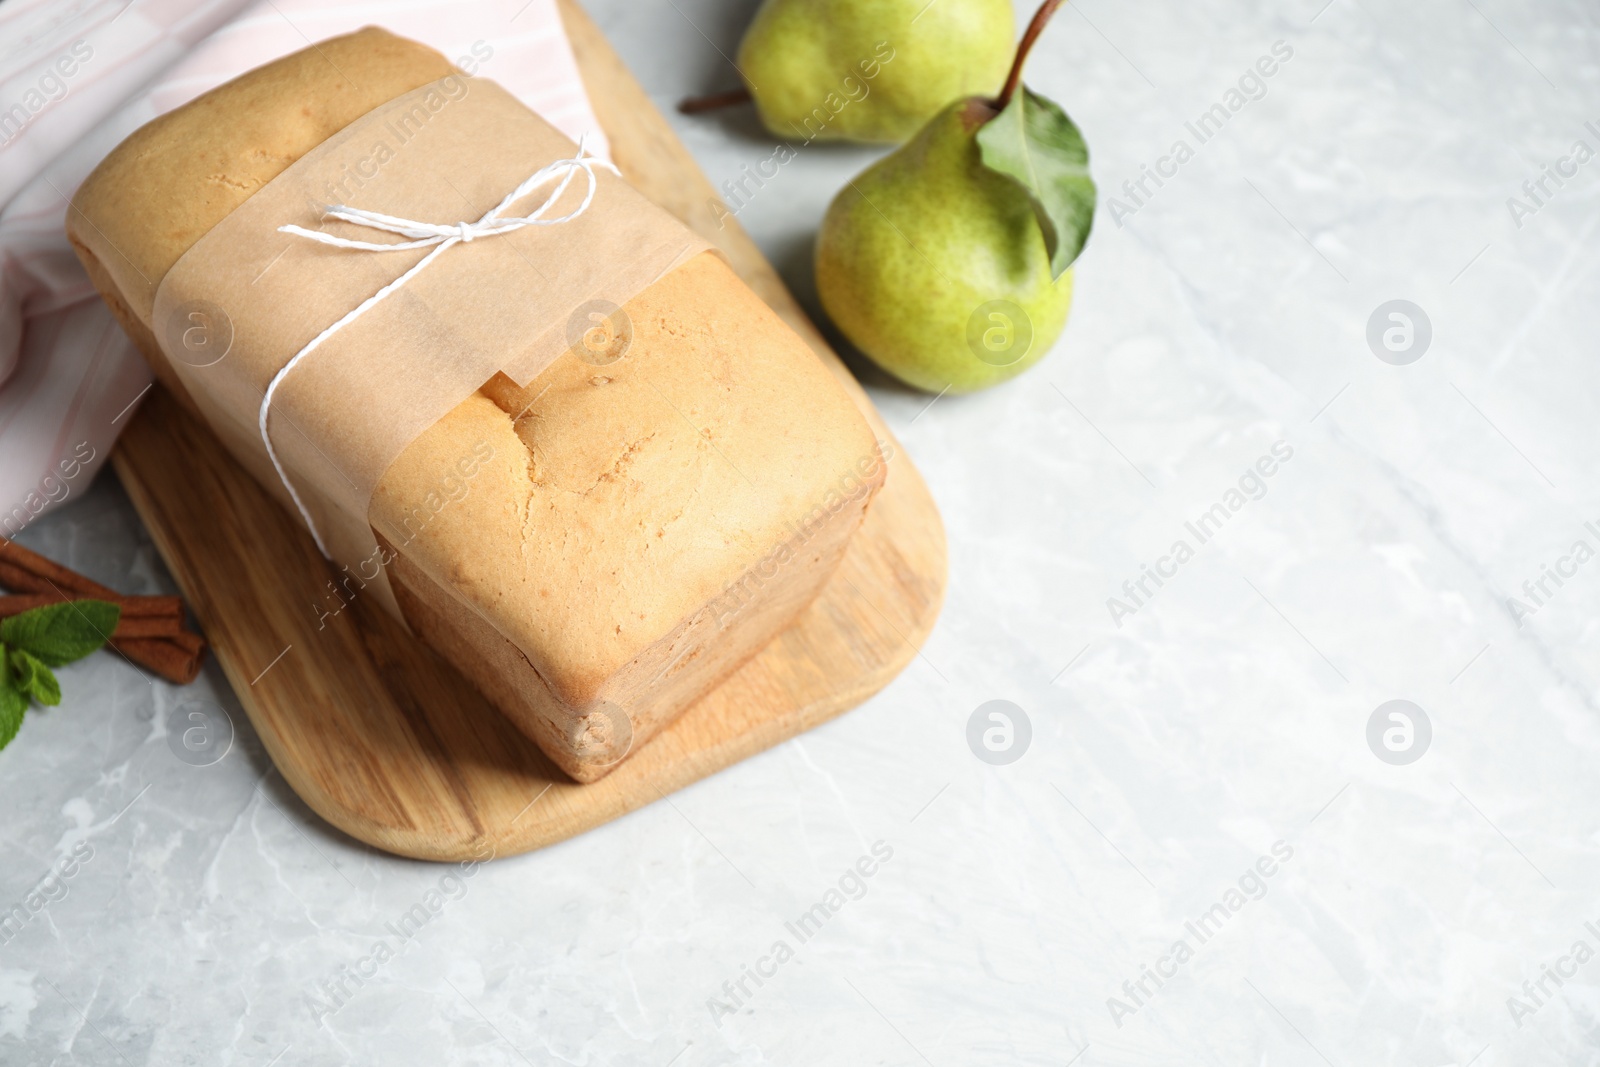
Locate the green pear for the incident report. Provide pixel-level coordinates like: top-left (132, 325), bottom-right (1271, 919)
top-left (736, 0), bottom-right (1015, 144)
top-left (815, 0), bottom-right (1094, 393)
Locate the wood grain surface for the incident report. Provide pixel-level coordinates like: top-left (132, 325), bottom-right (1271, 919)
top-left (108, 0), bottom-right (947, 861)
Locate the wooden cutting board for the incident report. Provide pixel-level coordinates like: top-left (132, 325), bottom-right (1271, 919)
top-left (109, 0), bottom-right (946, 861)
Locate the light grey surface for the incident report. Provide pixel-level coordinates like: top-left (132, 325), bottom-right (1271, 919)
top-left (4, 0), bottom-right (1600, 1063)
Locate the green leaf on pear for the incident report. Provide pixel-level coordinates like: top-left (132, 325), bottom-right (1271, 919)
top-left (0, 599), bottom-right (120, 668)
top-left (976, 86), bottom-right (1096, 279)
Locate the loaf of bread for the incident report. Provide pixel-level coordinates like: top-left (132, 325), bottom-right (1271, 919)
top-left (68, 28), bottom-right (886, 782)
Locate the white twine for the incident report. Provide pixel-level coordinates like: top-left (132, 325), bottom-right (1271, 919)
top-left (261, 137), bottom-right (618, 557)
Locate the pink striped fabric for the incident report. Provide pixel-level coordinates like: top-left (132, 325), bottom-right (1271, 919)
top-left (0, 0), bottom-right (605, 534)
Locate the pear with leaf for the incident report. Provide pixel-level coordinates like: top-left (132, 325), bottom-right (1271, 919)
top-left (732, 0), bottom-right (1015, 144)
top-left (815, 0), bottom-right (1094, 393)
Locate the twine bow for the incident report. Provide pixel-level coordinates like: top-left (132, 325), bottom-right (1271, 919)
top-left (261, 137), bottom-right (617, 557)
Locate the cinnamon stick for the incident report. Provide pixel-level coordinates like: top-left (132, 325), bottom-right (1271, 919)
top-left (160, 630), bottom-right (206, 657)
top-left (110, 617), bottom-right (184, 639)
top-left (0, 587), bottom-right (182, 619)
top-left (109, 637), bottom-right (203, 685)
top-left (0, 537), bottom-right (205, 684)
top-left (0, 538), bottom-right (126, 599)
top-left (0, 595), bottom-right (187, 639)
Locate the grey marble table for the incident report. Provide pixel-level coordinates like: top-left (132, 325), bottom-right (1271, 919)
top-left (4, 0), bottom-right (1598, 1063)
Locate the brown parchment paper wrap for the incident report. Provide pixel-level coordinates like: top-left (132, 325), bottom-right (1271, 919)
top-left (150, 77), bottom-right (708, 619)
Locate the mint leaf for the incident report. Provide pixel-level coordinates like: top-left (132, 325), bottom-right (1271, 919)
top-left (0, 600), bottom-right (120, 668)
top-left (976, 86), bottom-right (1097, 279)
top-left (11, 649), bottom-right (60, 706)
top-left (0, 650), bottom-right (23, 751)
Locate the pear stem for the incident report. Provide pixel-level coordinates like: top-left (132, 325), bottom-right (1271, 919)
top-left (678, 87), bottom-right (753, 114)
top-left (996, 0), bottom-right (1066, 111)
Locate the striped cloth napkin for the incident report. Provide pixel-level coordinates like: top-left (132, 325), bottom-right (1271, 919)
top-left (0, 0), bottom-right (606, 535)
